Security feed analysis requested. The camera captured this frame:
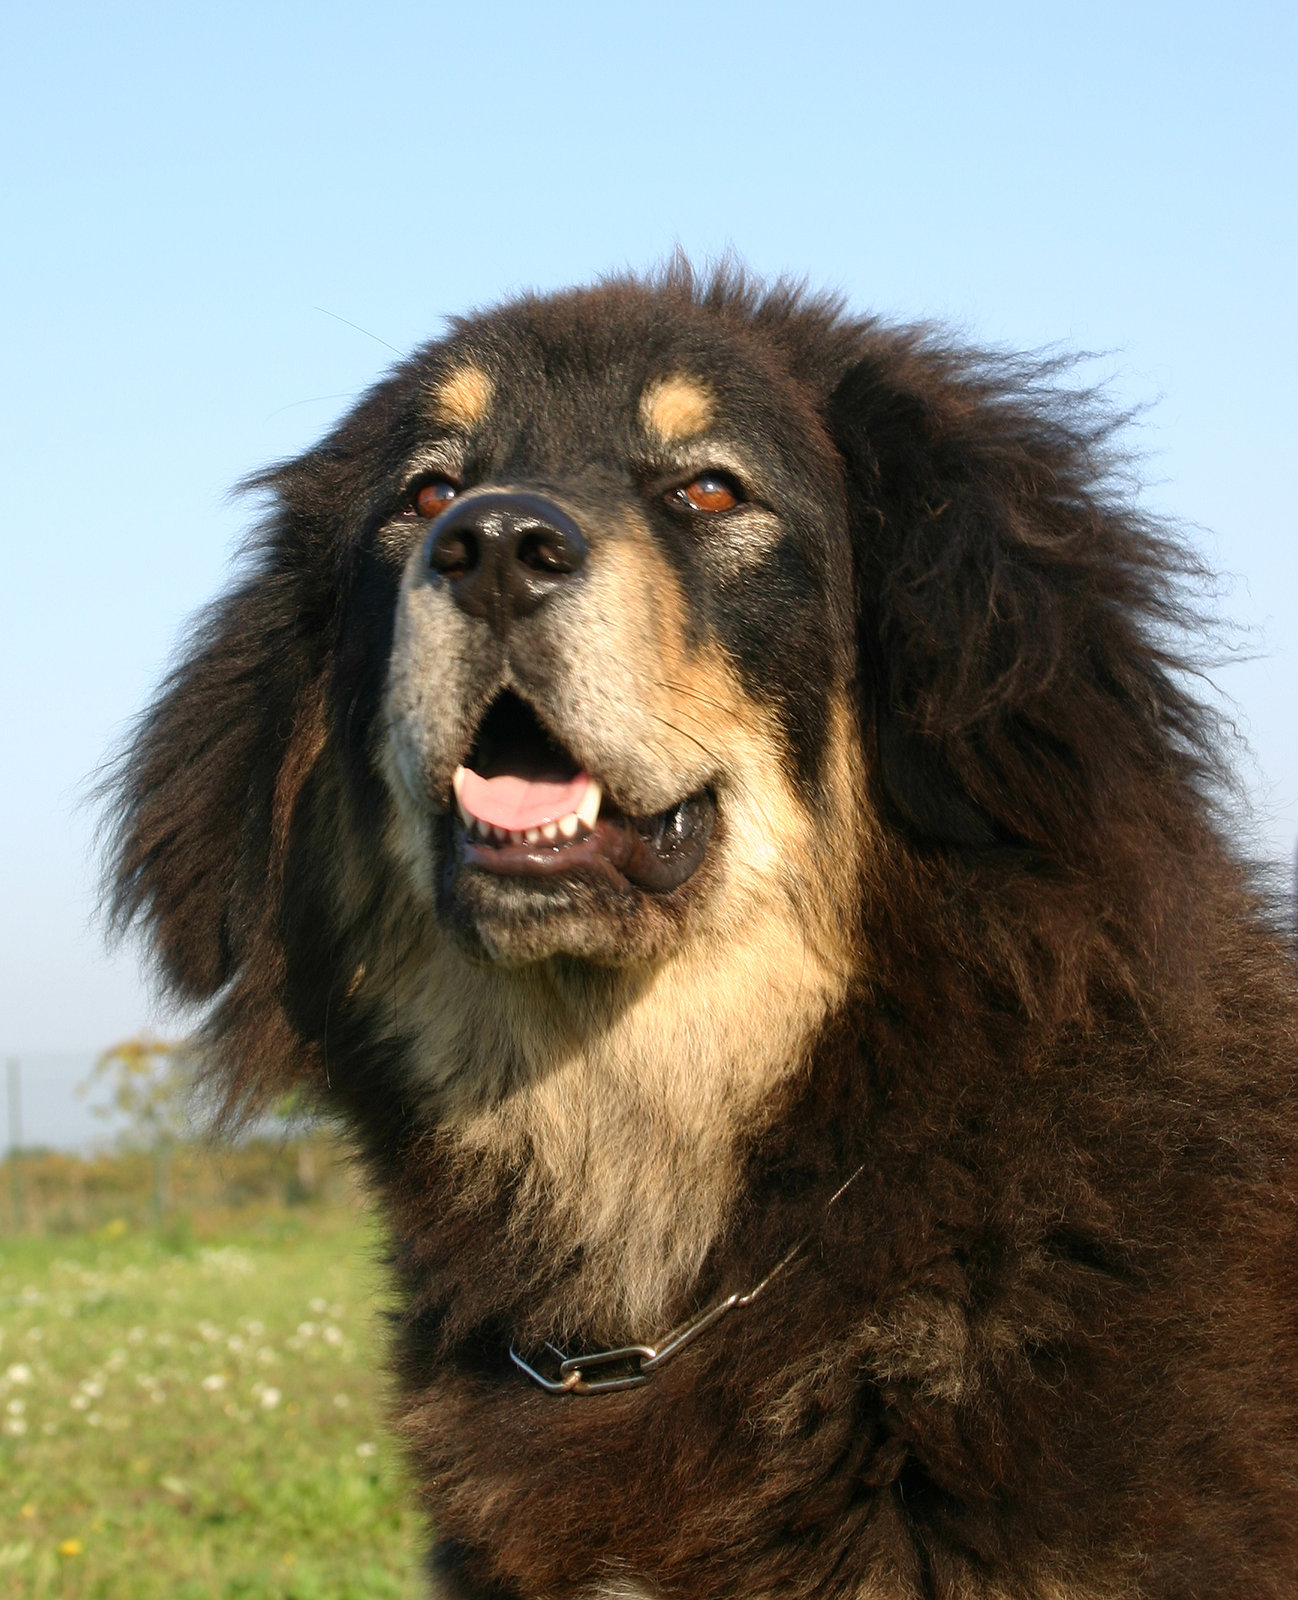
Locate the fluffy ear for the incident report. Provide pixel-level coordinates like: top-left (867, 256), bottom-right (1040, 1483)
top-left (104, 367), bottom-right (423, 1112)
top-left (826, 336), bottom-right (1214, 862)
top-left (104, 556), bottom-right (327, 1004)
top-left (102, 481), bottom-right (342, 1123)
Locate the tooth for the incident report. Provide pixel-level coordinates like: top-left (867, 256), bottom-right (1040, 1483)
top-left (491, 825), bottom-right (508, 842)
top-left (475, 818), bottom-right (491, 840)
top-left (457, 798), bottom-right (472, 826)
top-left (509, 829), bottom-right (526, 845)
top-left (452, 766), bottom-right (466, 801)
top-left (576, 779), bottom-right (602, 832)
top-left (558, 813), bottom-right (579, 839)
top-left (541, 821), bottom-right (559, 842)
top-left (524, 827), bottom-right (541, 844)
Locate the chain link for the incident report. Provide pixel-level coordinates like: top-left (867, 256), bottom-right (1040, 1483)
top-left (509, 1162), bottom-right (864, 1397)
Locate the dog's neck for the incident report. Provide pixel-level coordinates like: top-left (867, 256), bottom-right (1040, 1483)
top-left (386, 904), bottom-right (854, 1341)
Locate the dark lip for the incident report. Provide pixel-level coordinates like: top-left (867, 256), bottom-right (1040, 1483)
top-left (454, 790), bottom-right (716, 894)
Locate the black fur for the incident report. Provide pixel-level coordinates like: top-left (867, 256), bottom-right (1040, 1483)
top-left (108, 265), bottom-right (1298, 1599)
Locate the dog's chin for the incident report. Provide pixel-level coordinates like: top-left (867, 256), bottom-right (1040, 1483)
top-left (434, 794), bottom-right (717, 967)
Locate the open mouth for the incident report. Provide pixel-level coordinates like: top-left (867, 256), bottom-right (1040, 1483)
top-left (450, 691), bottom-right (714, 893)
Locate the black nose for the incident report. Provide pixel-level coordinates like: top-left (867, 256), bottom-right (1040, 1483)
top-left (426, 491), bottom-right (588, 632)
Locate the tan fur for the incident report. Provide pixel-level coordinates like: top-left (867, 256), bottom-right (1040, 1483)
top-left (368, 685), bottom-right (865, 1337)
top-left (370, 510), bottom-right (869, 1337)
top-left (639, 374), bottom-right (715, 442)
top-left (429, 364), bottom-right (494, 430)
top-left (389, 875), bottom-right (850, 1340)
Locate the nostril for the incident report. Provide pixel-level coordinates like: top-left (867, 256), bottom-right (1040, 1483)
top-left (516, 530), bottom-right (574, 574)
top-left (430, 529), bottom-right (477, 578)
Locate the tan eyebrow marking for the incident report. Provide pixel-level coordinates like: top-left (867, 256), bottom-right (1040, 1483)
top-left (428, 364), bottom-right (494, 430)
top-left (639, 374), bottom-right (716, 442)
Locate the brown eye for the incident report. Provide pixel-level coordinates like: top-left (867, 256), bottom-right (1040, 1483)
top-left (413, 478), bottom-right (459, 518)
top-left (673, 473), bottom-right (740, 514)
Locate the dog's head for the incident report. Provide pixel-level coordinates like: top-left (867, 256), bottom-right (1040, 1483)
top-left (108, 267), bottom-right (1211, 1108)
top-left (375, 284), bottom-right (869, 970)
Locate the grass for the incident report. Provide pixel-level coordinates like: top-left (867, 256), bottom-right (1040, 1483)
top-left (0, 1199), bottom-right (426, 1598)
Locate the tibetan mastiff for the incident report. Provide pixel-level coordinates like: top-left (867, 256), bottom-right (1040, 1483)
top-left (109, 267), bottom-right (1298, 1597)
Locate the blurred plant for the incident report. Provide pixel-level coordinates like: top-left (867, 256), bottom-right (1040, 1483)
top-left (81, 1036), bottom-right (198, 1220)
top-left (84, 1036), bottom-right (197, 1146)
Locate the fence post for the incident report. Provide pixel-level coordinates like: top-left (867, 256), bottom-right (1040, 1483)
top-left (153, 1138), bottom-right (171, 1224)
top-left (6, 1058), bottom-right (23, 1230)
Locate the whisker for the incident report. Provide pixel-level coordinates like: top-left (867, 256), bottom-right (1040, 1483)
top-left (649, 714), bottom-right (722, 765)
top-left (653, 679), bottom-right (731, 715)
top-left (313, 305), bottom-right (403, 354)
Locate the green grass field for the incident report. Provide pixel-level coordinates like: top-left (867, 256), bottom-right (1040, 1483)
top-left (0, 1202), bottom-right (426, 1598)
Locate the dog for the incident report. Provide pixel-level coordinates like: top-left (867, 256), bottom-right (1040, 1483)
top-left (109, 265), bottom-right (1298, 1597)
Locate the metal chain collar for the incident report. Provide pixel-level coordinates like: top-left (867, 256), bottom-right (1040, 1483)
top-left (509, 1163), bottom-right (865, 1397)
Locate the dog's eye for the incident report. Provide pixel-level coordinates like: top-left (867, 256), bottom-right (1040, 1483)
top-left (671, 473), bottom-right (742, 514)
top-left (410, 478), bottom-right (460, 518)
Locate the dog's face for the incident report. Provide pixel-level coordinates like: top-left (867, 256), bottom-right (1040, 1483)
top-left (111, 268), bottom-right (1205, 1134)
top-left (368, 292), bottom-right (864, 968)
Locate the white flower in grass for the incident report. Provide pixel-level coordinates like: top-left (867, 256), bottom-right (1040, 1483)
top-left (6, 1365), bottom-right (32, 1386)
top-left (258, 1387), bottom-right (281, 1410)
top-left (80, 1380), bottom-right (105, 1400)
top-left (296, 1322), bottom-right (317, 1339)
top-left (201, 1374), bottom-right (226, 1392)
top-left (70, 1395), bottom-right (90, 1412)
top-left (355, 1442), bottom-right (377, 1458)
top-left (127, 1326), bottom-right (147, 1345)
top-left (25, 1328), bottom-right (43, 1343)
top-left (256, 1347), bottom-right (278, 1366)
top-left (87, 1412), bottom-right (103, 1427)
top-left (241, 1319), bottom-right (265, 1338)
top-left (322, 1325), bottom-right (344, 1348)
top-left (308, 1298), bottom-right (328, 1315)
top-left (6, 1400), bottom-right (25, 1416)
top-left (3, 1417), bottom-right (26, 1436)
top-left (226, 1336), bottom-right (245, 1354)
top-left (332, 1393), bottom-right (350, 1409)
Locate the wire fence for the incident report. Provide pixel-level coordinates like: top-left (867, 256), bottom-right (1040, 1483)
top-left (0, 1134), bottom-right (357, 1236)
top-left (1, 1053), bottom-right (353, 1236)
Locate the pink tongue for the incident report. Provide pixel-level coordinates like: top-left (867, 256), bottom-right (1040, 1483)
top-left (458, 768), bottom-right (591, 830)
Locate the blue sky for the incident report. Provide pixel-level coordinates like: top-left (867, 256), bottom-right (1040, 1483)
top-left (2, 1), bottom-right (1295, 1096)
